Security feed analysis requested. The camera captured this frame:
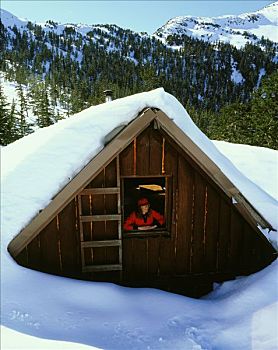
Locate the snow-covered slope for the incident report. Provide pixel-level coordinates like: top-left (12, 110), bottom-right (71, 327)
top-left (0, 8), bottom-right (139, 42)
top-left (213, 141), bottom-right (278, 201)
top-left (1, 2), bottom-right (277, 52)
top-left (155, 1), bottom-right (278, 48)
top-left (0, 72), bottom-right (68, 127)
top-left (1, 88), bottom-right (278, 349)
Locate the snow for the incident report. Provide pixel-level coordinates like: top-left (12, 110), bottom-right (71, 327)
top-left (213, 140), bottom-right (278, 201)
top-left (231, 65), bottom-right (244, 84)
top-left (0, 72), bottom-right (68, 128)
top-left (156, 2), bottom-right (278, 49)
top-left (1, 88), bottom-right (278, 349)
top-left (1, 326), bottom-right (100, 350)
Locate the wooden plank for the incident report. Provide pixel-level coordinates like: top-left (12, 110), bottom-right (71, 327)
top-left (58, 199), bottom-right (80, 274)
top-left (136, 127), bottom-right (150, 176)
top-left (89, 169), bottom-right (105, 188)
top-left (91, 221), bottom-right (106, 242)
top-left (149, 127), bottom-right (163, 175)
top-left (159, 139), bottom-right (177, 275)
top-left (78, 195), bottom-right (86, 267)
top-left (105, 158), bottom-right (117, 187)
top-left (16, 247), bottom-right (28, 267)
top-left (103, 221), bottom-right (119, 240)
top-left (119, 141), bottom-right (135, 176)
top-left (147, 236), bottom-right (160, 276)
top-left (87, 246), bottom-right (107, 265)
top-left (82, 264), bottom-right (122, 272)
top-left (204, 184), bottom-right (220, 273)
top-left (122, 238), bottom-right (134, 280)
top-left (90, 169), bottom-right (105, 244)
top-left (132, 238), bottom-right (148, 279)
top-left (191, 171), bottom-right (206, 274)
top-left (175, 155), bottom-right (194, 274)
top-left (240, 222), bottom-right (258, 273)
top-left (105, 246), bottom-right (120, 265)
top-left (229, 207), bottom-right (244, 272)
top-left (79, 188), bottom-right (93, 265)
top-left (79, 189), bottom-right (92, 251)
top-left (81, 240), bottom-right (121, 248)
top-left (80, 215), bottom-right (121, 222)
top-left (104, 194), bottom-right (118, 215)
top-left (159, 236), bottom-right (174, 276)
top-left (80, 187), bottom-right (120, 195)
top-left (233, 193), bottom-right (274, 231)
top-left (26, 236), bottom-right (41, 271)
top-left (39, 218), bottom-right (61, 274)
top-left (116, 156), bottom-right (123, 269)
top-left (217, 198), bottom-right (231, 272)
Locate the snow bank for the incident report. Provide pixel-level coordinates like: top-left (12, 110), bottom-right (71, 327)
top-left (1, 326), bottom-right (100, 350)
top-left (1, 88), bottom-right (278, 349)
top-left (213, 140), bottom-right (278, 201)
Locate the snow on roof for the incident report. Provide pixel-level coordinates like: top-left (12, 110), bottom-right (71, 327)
top-left (1, 88), bottom-right (277, 251)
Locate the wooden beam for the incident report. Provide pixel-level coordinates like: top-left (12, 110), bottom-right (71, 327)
top-left (233, 193), bottom-right (275, 231)
top-left (81, 240), bottom-right (121, 248)
top-left (8, 108), bottom-right (157, 258)
top-left (82, 264), bottom-right (122, 272)
top-left (80, 215), bottom-right (121, 222)
top-left (80, 187), bottom-right (120, 195)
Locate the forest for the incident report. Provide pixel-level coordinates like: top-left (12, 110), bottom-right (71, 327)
top-left (0, 19), bottom-right (277, 148)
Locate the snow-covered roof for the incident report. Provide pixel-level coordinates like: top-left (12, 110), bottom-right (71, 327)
top-left (1, 87), bottom-right (278, 350)
top-left (1, 88), bottom-right (277, 252)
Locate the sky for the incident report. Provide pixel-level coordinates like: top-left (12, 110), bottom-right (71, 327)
top-left (1, 0), bottom-right (275, 33)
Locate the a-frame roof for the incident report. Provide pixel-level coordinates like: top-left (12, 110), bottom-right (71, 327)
top-left (2, 89), bottom-right (277, 257)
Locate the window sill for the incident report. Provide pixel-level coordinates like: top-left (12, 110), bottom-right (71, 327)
top-left (123, 230), bottom-right (170, 238)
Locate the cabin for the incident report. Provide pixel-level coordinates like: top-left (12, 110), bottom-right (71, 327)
top-left (7, 90), bottom-right (277, 297)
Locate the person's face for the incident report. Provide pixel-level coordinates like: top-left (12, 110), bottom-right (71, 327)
top-left (140, 204), bottom-right (149, 214)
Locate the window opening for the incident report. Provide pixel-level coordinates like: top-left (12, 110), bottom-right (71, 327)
top-left (122, 177), bottom-right (169, 234)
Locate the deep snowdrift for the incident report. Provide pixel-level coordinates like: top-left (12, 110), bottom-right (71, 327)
top-left (1, 88), bottom-right (277, 349)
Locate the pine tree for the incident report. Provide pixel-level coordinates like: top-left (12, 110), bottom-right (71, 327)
top-left (16, 83), bottom-right (33, 137)
top-left (0, 85), bottom-right (18, 145)
top-left (250, 71), bottom-right (278, 149)
top-left (31, 83), bottom-right (55, 128)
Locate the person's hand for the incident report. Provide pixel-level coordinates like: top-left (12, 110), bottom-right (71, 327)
top-left (138, 225), bottom-right (157, 231)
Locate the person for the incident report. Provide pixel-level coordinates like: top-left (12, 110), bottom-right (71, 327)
top-left (123, 197), bottom-right (165, 231)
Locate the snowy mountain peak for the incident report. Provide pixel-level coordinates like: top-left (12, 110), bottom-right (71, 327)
top-left (154, 2), bottom-right (278, 48)
top-left (0, 9), bottom-right (28, 28)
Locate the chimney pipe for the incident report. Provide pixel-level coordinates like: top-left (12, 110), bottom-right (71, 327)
top-left (103, 89), bottom-right (113, 103)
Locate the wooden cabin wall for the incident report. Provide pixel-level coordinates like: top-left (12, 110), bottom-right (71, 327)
top-left (16, 122), bottom-right (276, 295)
top-left (16, 197), bottom-right (81, 276)
top-left (119, 124), bottom-right (276, 284)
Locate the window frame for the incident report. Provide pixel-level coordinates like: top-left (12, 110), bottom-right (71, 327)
top-left (121, 175), bottom-right (172, 238)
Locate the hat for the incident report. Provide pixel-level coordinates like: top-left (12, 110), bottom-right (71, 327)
top-left (137, 198), bottom-right (149, 206)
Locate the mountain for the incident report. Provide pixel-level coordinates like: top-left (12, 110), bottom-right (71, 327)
top-left (155, 2), bottom-right (278, 49)
top-left (0, 4), bottom-right (277, 147)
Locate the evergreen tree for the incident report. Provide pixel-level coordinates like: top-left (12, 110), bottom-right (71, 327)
top-left (16, 83), bottom-right (33, 136)
top-left (30, 83), bottom-right (55, 127)
top-left (0, 85), bottom-right (18, 145)
top-left (209, 71), bottom-right (278, 149)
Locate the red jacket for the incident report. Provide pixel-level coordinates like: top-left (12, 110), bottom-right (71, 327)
top-left (124, 209), bottom-right (165, 231)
